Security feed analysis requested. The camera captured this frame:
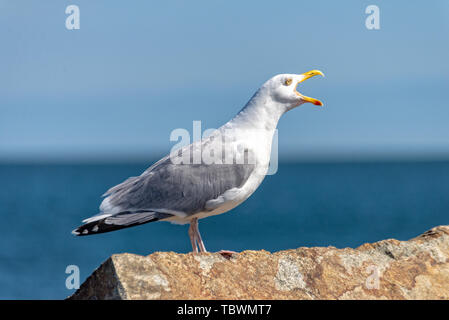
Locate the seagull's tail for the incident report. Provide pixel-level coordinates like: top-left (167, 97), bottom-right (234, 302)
top-left (71, 211), bottom-right (173, 236)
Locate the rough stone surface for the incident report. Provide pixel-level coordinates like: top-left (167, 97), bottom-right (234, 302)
top-left (68, 226), bottom-right (449, 300)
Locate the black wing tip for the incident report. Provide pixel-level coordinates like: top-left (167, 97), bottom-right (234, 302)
top-left (71, 219), bottom-right (126, 236)
top-left (71, 211), bottom-right (173, 237)
top-left (71, 223), bottom-right (100, 236)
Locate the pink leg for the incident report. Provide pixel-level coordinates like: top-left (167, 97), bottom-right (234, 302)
top-left (188, 221), bottom-right (198, 253)
top-left (189, 217), bottom-right (236, 257)
top-left (194, 220), bottom-right (207, 253)
top-left (218, 250), bottom-right (237, 259)
top-left (191, 218), bottom-right (207, 253)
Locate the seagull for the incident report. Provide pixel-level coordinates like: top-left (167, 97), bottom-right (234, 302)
top-left (72, 70), bottom-right (324, 253)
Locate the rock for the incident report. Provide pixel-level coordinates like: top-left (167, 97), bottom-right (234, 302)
top-left (68, 226), bottom-right (449, 300)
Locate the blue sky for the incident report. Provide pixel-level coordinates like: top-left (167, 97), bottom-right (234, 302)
top-left (1, 1), bottom-right (449, 161)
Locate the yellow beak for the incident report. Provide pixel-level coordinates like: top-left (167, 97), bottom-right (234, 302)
top-left (296, 70), bottom-right (324, 106)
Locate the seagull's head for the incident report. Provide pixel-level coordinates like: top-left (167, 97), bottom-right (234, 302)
top-left (261, 70), bottom-right (324, 111)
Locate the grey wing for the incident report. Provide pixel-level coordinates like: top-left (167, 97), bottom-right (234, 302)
top-left (101, 154), bottom-right (255, 217)
top-left (72, 135), bottom-right (257, 236)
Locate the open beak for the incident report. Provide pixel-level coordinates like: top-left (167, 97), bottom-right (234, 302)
top-left (295, 70), bottom-right (324, 106)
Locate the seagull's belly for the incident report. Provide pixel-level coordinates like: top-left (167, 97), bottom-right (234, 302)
top-left (191, 198), bottom-right (244, 220)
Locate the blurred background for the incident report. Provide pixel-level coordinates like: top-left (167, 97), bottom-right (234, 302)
top-left (1, 1), bottom-right (448, 299)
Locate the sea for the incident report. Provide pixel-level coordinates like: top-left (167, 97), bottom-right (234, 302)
top-left (0, 161), bottom-right (448, 299)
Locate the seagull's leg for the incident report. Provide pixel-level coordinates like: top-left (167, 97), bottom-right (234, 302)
top-left (190, 218), bottom-right (234, 257)
top-left (193, 219), bottom-right (207, 253)
top-left (218, 250), bottom-right (237, 259)
top-left (188, 220), bottom-right (198, 253)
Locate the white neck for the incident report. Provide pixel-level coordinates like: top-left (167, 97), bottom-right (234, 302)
top-left (225, 89), bottom-right (288, 132)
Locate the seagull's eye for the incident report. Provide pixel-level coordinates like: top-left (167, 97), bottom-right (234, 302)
top-left (284, 78), bottom-right (292, 86)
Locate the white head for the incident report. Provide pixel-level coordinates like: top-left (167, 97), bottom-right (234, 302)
top-left (259, 70), bottom-right (324, 111)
